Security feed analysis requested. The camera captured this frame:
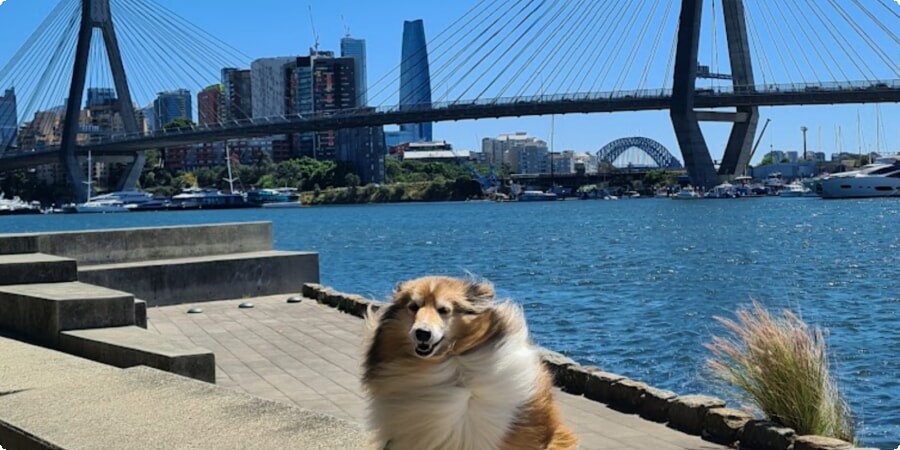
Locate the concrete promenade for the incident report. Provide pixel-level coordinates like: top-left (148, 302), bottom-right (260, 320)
top-left (148, 294), bottom-right (726, 450)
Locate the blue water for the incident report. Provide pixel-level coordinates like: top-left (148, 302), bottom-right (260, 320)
top-left (2, 198), bottom-right (898, 449)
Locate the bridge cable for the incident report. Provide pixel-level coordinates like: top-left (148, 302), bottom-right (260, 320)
top-left (779, 0), bottom-right (841, 82)
top-left (591, 1), bottom-right (646, 93)
top-left (518, 0), bottom-right (599, 98)
top-left (756, 0), bottom-right (804, 85)
top-left (771, 0), bottom-right (821, 83)
top-left (851, 0), bottom-right (900, 47)
top-left (613, 0), bottom-right (662, 93)
top-left (0, 0), bottom-right (75, 84)
top-left (710, 0), bottom-right (719, 89)
top-left (479, 0), bottom-right (581, 101)
top-left (574, 1), bottom-right (632, 94)
top-left (662, 19), bottom-right (680, 91)
top-left (830, 0), bottom-right (899, 75)
top-left (637, 0), bottom-right (675, 92)
top-left (0, 0), bottom-right (78, 126)
top-left (803, 0), bottom-right (875, 82)
top-left (16, 4), bottom-right (80, 133)
top-left (388, 0), bottom-right (508, 108)
top-left (400, 0), bottom-right (521, 107)
top-left (360, 0), bottom-right (495, 107)
top-left (438, 0), bottom-right (545, 103)
top-left (742, 2), bottom-right (775, 88)
top-left (540, 0), bottom-right (613, 97)
top-left (875, 0), bottom-right (900, 20)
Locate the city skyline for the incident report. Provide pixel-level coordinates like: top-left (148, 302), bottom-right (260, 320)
top-left (0, 0), bottom-right (896, 165)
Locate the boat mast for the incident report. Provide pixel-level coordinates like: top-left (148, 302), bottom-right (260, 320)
top-left (223, 143), bottom-right (237, 193)
top-left (83, 150), bottom-right (93, 201)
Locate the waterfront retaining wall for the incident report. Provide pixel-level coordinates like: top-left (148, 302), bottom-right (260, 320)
top-left (301, 283), bottom-right (869, 450)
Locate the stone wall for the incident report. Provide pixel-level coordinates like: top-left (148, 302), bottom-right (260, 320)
top-left (302, 283), bottom-right (869, 450)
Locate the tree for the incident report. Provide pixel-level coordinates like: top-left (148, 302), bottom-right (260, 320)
top-left (345, 173), bottom-right (361, 189)
top-left (163, 118), bottom-right (195, 131)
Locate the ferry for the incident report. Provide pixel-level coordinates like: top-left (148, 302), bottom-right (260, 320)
top-left (171, 188), bottom-right (257, 209)
top-left (247, 188), bottom-right (302, 208)
top-left (518, 190), bottom-right (558, 202)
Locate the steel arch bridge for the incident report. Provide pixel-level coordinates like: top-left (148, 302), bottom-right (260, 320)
top-left (597, 137), bottom-right (683, 169)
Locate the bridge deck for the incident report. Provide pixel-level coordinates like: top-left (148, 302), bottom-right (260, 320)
top-left (147, 294), bottom-right (726, 450)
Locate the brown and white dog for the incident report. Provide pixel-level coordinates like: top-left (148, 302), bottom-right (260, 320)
top-left (362, 276), bottom-right (578, 450)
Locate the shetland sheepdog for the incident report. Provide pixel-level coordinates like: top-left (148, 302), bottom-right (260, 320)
top-left (362, 276), bottom-right (578, 450)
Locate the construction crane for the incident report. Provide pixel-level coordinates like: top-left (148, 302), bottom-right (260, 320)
top-left (307, 5), bottom-right (319, 52)
top-left (341, 14), bottom-right (351, 38)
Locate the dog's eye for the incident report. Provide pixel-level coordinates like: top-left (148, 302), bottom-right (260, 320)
top-left (437, 306), bottom-right (450, 315)
top-left (408, 303), bottom-right (420, 312)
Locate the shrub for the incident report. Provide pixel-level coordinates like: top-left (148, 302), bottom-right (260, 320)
top-left (705, 302), bottom-right (855, 442)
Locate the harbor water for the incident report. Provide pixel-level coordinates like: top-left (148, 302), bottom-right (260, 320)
top-left (1, 198), bottom-right (897, 448)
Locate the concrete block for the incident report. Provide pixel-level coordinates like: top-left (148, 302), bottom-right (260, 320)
top-left (793, 435), bottom-right (853, 450)
top-left (59, 326), bottom-right (215, 383)
top-left (667, 394), bottom-right (727, 436)
top-left (740, 420), bottom-right (796, 450)
top-left (134, 299), bottom-right (147, 329)
top-left (0, 253), bottom-right (77, 285)
top-left (0, 234), bottom-right (38, 255)
top-left (78, 250), bottom-right (319, 307)
top-left (607, 378), bottom-right (650, 413)
top-left (702, 407), bottom-right (753, 445)
top-left (584, 370), bottom-right (625, 403)
top-left (0, 282), bottom-right (134, 346)
top-left (0, 336), bottom-right (365, 449)
top-left (32, 222), bottom-right (274, 265)
top-left (638, 387), bottom-right (678, 423)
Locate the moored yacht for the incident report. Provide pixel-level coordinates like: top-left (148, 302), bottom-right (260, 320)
top-left (778, 181), bottom-right (817, 198)
top-left (673, 186), bottom-right (701, 200)
top-left (818, 156), bottom-right (900, 199)
top-left (247, 188), bottom-right (302, 208)
top-left (172, 188), bottom-right (257, 209)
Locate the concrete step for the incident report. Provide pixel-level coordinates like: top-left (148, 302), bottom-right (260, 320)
top-left (59, 326), bottom-right (215, 383)
top-left (0, 336), bottom-right (365, 450)
top-left (0, 282), bottom-right (135, 346)
top-left (78, 250), bottom-right (319, 307)
top-left (0, 253), bottom-right (77, 285)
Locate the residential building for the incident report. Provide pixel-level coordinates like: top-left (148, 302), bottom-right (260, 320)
top-left (154, 89), bottom-right (192, 128)
top-left (399, 20), bottom-right (432, 142)
top-left (0, 88), bottom-right (17, 151)
top-left (481, 132), bottom-right (548, 173)
top-left (551, 150), bottom-right (576, 174)
top-left (250, 57), bottom-right (295, 118)
top-left (197, 85), bottom-right (222, 126)
top-left (341, 36), bottom-right (368, 106)
top-left (86, 87), bottom-right (116, 108)
top-left (221, 68), bottom-right (252, 121)
top-left (786, 151), bottom-right (799, 163)
top-left (338, 125), bottom-right (386, 184)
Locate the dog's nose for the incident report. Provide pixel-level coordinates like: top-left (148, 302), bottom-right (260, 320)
top-left (415, 329), bottom-right (432, 342)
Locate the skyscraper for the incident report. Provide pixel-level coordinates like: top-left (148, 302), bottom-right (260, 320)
top-left (250, 57), bottom-right (295, 118)
top-left (341, 36), bottom-right (368, 107)
top-left (154, 89), bottom-right (192, 128)
top-left (197, 85), bottom-right (222, 126)
top-left (0, 88), bottom-right (17, 151)
top-left (86, 87), bottom-right (117, 108)
top-left (399, 19), bottom-right (433, 142)
top-left (221, 68), bottom-right (252, 121)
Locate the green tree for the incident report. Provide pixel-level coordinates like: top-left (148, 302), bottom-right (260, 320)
top-left (163, 118), bottom-right (195, 130)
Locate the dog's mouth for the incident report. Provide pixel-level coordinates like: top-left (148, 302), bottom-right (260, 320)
top-left (414, 338), bottom-right (443, 358)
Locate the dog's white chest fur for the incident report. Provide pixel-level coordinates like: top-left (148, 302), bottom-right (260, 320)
top-left (369, 332), bottom-right (541, 450)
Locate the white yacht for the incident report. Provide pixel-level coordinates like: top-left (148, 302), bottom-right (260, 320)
top-left (673, 186), bottom-right (702, 200)
top-left (69, 191), bottom-right (155, 213)
top-left (778, 181), bottom-right (817, 198)
top-left (818, 156), bottom-right (900, 199)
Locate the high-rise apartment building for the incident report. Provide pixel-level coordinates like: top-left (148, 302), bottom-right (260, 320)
top-left (86, 87), bottom-right (117, 108)
top-left (197, 85), bottom-right (222, 126)
top-left (0, 88), bottom-right (17, 151)
top-left (340, 36), bottom-right (368, 106)
top-left (482, 132), bottom-right (548, 174)
top-left (154, 89), bottom-right (192, 128)
top-left (250, 57), bottom-right (295, 118)
top-left (399, 20), bottom-right (433, 142)
top-left (221, 68), bottom-right (252, 121)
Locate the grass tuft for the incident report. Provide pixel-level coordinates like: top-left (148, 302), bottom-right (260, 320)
top-left (705, 301), bottom-right (855, 442)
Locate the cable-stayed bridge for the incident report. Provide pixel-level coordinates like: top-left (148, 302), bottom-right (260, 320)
top-left (0, 0), bottom-right (898, 201)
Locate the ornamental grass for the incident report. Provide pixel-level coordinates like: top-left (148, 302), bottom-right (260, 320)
top-left (705, 301), bottom-right (855, 442)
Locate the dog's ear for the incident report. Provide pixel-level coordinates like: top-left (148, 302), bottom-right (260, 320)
top-left (466, 280), bottom-right (495, 309)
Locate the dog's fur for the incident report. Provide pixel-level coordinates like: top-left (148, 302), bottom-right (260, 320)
top-left (362, 276), bottom-right (578, 450)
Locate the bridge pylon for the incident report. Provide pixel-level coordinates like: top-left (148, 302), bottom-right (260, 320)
top-left (59, 0), bottom-right (142, 203)
top-left (670, 0), bottom-right (758, 188)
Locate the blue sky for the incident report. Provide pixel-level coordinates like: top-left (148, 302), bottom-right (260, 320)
top-left (0, 0), bottom-right (897, 164)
